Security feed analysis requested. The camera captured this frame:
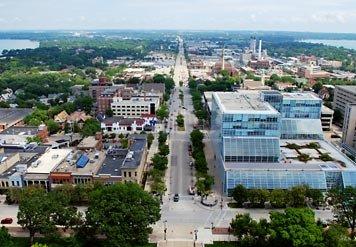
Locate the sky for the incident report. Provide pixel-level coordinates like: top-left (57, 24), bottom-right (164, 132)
top-left (0, 0), bottom-right (355, 33)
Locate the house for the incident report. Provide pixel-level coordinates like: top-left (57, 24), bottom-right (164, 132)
top-left (54, 111), bottom-right (69, 124)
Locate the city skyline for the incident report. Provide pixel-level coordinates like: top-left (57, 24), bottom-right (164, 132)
top-left (0, 0), bottom-right (355, 33)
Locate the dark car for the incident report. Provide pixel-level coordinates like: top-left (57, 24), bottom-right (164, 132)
top-left (1, 218), bottom-right (13, 224)
top-left (173, 194), bottom-right (179, 202)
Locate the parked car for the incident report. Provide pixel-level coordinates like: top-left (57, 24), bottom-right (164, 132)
top-left (1, 218), bottom-right (13, 224)
top-left (173, 194), bottom-right (179, 202)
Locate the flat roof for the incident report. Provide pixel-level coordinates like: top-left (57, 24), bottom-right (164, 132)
top-left (97, 150), bottom-right (127, 177)
top-left (282, 92), bottom-right (321, 101)
top-left (0, 153), bottom-right (38, 179)
top-left (212, 91), bottom-right (279, 114)
top-left (122, 137), bottom-right (146, 169)
top-left (224, 139), bottom-right (356, 171)
top-left (26, 149), bottom-right (72, 174)
top-left (53, 150), bottom-right (105, 176)
top-left (322, 105), bottom-right (334, 114)
top-left (0, 126), bottom-right (38, 136)
top-left (0, 108), bottom-right (33, 126)
top-left (77, 136), bottom-right (99, 149)
top-left (336, 85), bottom-right (356, 94)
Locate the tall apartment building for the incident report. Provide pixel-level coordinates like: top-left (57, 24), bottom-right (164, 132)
top-left (333, 86), bottom-right (356, 117)
top-left (211, 91), bottom-right (356, 194)
top-left (342, 104), bottom-right (356, 156)
top-left (111, 96), bottom-right (160, 118)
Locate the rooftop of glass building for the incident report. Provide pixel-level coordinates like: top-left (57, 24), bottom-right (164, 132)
top-left (281, 92), bottom-right (321, 100)
top-left (213, 91), bottom-right (279, 114)
top-left (223, 139), bottom-right (356, 171)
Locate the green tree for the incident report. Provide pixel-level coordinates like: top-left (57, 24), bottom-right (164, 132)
top-left (45, 119), bottom-right (60, 134)
top-left (31, 243), bottom-right (49, 247)
top-left (85, 183), bottom-right (161, 247)
top-left (0, 226), bottom-right (14, 247)
top-left (158, 131), bottom-right (168, 145)
top-left (147, 133), bottom-right (154, 149)
top-left (232, 184), bottom-right (248, 207)
top-left (26, 136), bottom-right (42, 144)
top-left (156, 104), bottom-right (169, 121)
top-left (17, 187), bottom-right (57, 246)
top-left (287, 186), bottom-right (307, 207)
top-left (269, 189), bottom-right (288, 208)
top-left (159, 144), bottom-right (170, 156)
top-left (230, 213), bottom-right (257, 241)
top-left (81, 119), bottom-right (101, 137)
top-left (196, 175), bottom-right (214, 197)
top-left (190, 129), bottom-right (204, 149)
top-left (269, 208), bottom-right (324, 247)
top-left (176, 114), bottom-right (184, 127)
top-left (323, 224), bottom-right (352, 247)
top-left (247, 189), bottom-right (270, 208)
top-left (151, 154), bottom-right (168, 171)
top-left (74, 95), bottom-right (93, 114)
top-left (328, 186), bottom-right (356, 239)
top-left (306, 187), bottom-right (324, 207)
top-left (105, 108), bottom-right (114, 117)
top-left (120, 138), bottom-right (129, 149)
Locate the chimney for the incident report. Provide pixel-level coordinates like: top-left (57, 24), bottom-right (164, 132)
top-left (222, 47), bottom-right (225, 71)
top-left (258, 40), bottom-right (262, 61)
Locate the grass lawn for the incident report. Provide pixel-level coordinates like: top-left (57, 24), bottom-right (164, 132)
top-left (227, 202), bottom-right (239, 208)
top-left (178, 126), bottom-right (185, 131)
top-left (205, 242), bottom-right (238, 247)
top-left (13, 237), bottom-right (156, 247)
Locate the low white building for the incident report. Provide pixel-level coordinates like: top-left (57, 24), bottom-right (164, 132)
top-left (111, 96), bottom-right (160, 118)
top-left (101, 116), bottom-right (157, 133)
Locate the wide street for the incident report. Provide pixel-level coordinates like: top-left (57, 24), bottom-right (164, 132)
top-left (0, 37), bottom-right (335, 245)
top-left (151, 38), bottom-right (333, 244)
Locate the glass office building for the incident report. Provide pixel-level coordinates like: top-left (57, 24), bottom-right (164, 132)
top-left (226, 169), bottom-right (327, 191)
top-left (211, 92), bottom-right (281, 163)
top-left (211, 91), bottom-right (356, 194)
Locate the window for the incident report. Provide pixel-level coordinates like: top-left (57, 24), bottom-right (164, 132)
top-left (128, 172), bottom-right (132, 177)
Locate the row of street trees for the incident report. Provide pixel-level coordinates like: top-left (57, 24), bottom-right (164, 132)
top-left (190, 130), bottom-right (214, 197)
top-left (149, 131), bottom-right (169, 196)
top-left (14, 183), bottom-right (160, 247)
top-left (231, 184), bottom-right (356, 241)
top-left (229, 208), bottom-right (355, 247)
top-left (232, 184), bottom-right (323, 208)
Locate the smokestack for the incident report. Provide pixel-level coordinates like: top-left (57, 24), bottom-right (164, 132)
top-left (258, 40), bottom-right (262, 60)
top-left (222, 48), bottom-right (225, 71)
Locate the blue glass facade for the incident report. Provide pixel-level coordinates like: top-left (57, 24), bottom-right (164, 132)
top-left (211, 92), bottom-right (354, 194)
top-left (260, 91), bottom-right (283, 112)
top-left (281, 98), bottom-right (322, 119)
top-left (281, 119), bottom-right (324, 140)
top-left (226, 170), bottom-right (327, 191)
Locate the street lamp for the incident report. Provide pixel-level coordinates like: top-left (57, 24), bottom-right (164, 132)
top-left (163, 220), bottom-right (167, 241)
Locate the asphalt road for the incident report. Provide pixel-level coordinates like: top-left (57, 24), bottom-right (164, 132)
top-left (167, 38), bottom-right (196, 198)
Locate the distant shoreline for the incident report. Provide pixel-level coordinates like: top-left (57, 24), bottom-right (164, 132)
top-left (299, 39), bottom-right (356, 50)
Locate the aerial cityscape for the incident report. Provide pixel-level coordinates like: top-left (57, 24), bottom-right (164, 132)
top-left (0, 1), bottom-right (356, 247)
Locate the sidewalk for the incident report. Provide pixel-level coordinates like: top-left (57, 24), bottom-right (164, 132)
top-left (144, 124), bottom-right (161, 192)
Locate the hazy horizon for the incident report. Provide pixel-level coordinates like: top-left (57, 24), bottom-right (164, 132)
top-left (0, 0), bottom-right (355, 33)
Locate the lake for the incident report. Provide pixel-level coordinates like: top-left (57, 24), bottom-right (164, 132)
top-left (301, 39), bottom-right (356, 50)
top-left (0, 39), bottom-right (39, 54)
